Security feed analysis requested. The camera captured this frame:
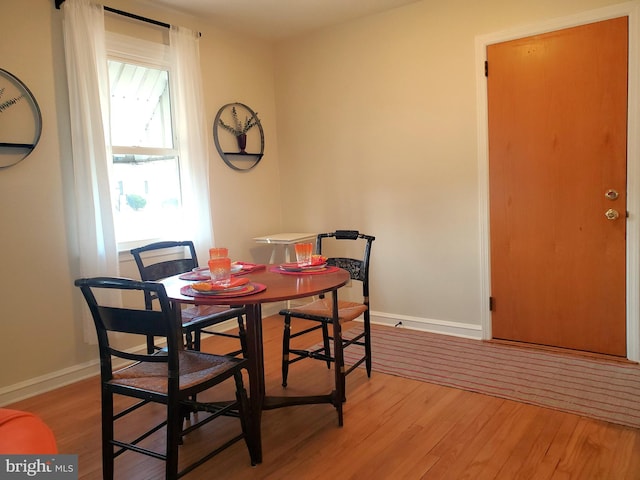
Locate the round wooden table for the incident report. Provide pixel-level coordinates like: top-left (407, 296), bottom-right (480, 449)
top-left (161, 266), bottom-right (350, 463)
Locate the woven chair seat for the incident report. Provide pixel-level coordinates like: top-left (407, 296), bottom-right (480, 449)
top-left (287, 298), bottom-right (367, 323)
top-left (110, 351), bottom-right (240, 392)
top-left (181, 304), bottom-right (233, 324)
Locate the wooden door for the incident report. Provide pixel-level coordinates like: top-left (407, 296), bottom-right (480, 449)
top-left (488, 17), bottom-right (628, 356)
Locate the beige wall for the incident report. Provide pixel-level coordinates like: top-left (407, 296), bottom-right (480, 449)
top-left (273, 0), bottom-right (627, 326)
top-left (0, 0), bottom-right (281, 401)
top-left (0, 0), bottom-right (628, 403)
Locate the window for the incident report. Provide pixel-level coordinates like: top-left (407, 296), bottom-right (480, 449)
top-left (107, 35), bottom-right (183, 248)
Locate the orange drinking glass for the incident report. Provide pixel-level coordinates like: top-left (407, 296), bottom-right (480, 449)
top-left (209, 247), bottom-right (229, 259)
top-left (294, 242), bottom-right (313, 266)
top-left (208, 257), bottom-right (231, 286)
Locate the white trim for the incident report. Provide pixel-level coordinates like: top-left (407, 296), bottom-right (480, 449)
top-left (0, 360), bottom-right (100, 407)
top-left (0, 307), bottom-right (478, 405)
top-left (370, 311), bottom-right (482, 340)
top-left (475, 1), bottom-right (640, 361)
top-left (106, 31), bottom-right (170, 66)
top-left (0, 307), bottom-right (283, 407)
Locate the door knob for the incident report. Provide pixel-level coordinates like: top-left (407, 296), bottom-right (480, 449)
top-left (605, 189), bottom-right (619, 200)
top-left (605, 208), bottom-right (620, 220)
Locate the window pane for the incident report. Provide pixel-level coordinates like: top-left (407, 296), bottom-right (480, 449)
top-left (108, 61), bottom-right (173, 148)
top-left (111, 154), bottom-right (182, 243)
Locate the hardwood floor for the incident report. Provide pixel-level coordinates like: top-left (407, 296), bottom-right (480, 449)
top-left (7, 315), bottom-right (640, 479)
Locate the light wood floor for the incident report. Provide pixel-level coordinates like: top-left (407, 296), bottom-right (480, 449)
top-left (7, 315), bottom-right (640, 479)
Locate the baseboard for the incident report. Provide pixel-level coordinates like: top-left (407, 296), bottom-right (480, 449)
top-left (0, 306), bottom-right (478, 406)
top-left (0, 359), bottom-right (101, 407)
top-left (0, 305), bottom-right (286, 407)
top-left (370, 310), bottom-right (483, 340)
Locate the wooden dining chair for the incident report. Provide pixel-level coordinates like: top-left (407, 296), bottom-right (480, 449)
top-left (279, 230), bottom-right (375, 399)
top-left (131, 241), bottom-right (247, 356)
top-left (74, 277), bottom-right (257, 479)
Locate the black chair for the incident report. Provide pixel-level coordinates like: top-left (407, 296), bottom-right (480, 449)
top-left (74, 277), bottom-right (257, 479)
top-left (279, 230), bottom-right (375, 395)
top-left (131, 241), bottom-right (247, 356)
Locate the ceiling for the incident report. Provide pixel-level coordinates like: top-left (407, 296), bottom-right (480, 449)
top-left (150, 0), bottom-right (421, 40)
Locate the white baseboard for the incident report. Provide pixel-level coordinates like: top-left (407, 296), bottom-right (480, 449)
top-left (370, 310), bottom-right (483, 340)
top-left (0, 360), bottom-right (101, 407)
top-left (0, 306), bottom-right (478, 406)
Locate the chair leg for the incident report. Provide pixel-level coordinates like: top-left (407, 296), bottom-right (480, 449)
top-left (191, 329), bottom-right (201, 351)
top-left (321, 323), bottom-right (331, 369)
top-left (166, 398), bottom-right (181, 480)
top-left (237, 314), bottom-right (248, 358)
top-left (282, 315), bottom-right (292, 387)
top-left (146, 335), bottom-right (155, 354)
top-left (234, 371), bottom-right (258, 466)
top-left (364, 312), bottom-right (372, 377)
top-left (101, 390), bottom-right (114, 480)
top-left (332, 319), bottom-right (345, 425)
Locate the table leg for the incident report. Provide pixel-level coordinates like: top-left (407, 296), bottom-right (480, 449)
top-left (170, 301), bottom-right (185, 350)
top-left (244, 303), bottom-right (265, 463)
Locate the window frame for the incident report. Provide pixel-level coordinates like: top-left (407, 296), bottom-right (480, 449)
top-left (106, 32), bottom-right (184, 252)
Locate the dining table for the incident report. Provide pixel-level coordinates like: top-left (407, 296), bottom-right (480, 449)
top-left (160, 264), bottom-right (350, 463)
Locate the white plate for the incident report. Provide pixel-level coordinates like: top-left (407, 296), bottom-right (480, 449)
top-left (230, 264), bottom-right (243, 273)
top-left (193, 264), bottom-right (243, 275)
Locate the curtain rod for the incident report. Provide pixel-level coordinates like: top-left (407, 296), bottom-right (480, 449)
top-left (54, 1), bottom-right (201, 35)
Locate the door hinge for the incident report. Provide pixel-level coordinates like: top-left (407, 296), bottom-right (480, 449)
top-left (489, 296), bottom-right (494, 311)
top-left (484, 60), bottom-right (488, 77)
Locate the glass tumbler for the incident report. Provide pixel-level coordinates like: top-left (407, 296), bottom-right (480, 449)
top-left (208, 257), bottom-right (231, 286)
top-left (209, 247), bottom-right (229, 259)
top-left (294, 242), bottom-right (313, 266)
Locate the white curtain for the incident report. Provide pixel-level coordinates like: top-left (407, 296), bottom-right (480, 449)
top-left (62, 0), bottom-right (120, 343)
top-left (170, 26), bottom-right (214, 263)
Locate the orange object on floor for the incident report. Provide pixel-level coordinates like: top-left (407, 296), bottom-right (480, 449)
top-left (0, 408), bottom-right (57, 453)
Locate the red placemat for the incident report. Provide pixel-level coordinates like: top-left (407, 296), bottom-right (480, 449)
top-left (270, 265), bottom-right (340, 275)
top-left (180, 282), bottom-right (266, 299)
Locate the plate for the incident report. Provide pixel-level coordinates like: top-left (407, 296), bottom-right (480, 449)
top-left (279, 262), bottom-right (328, 272)
top-left (192, 284), bottom-right (254, 295)
top-left (192, 264), bottom-right (243, 276)
top-left (180, 282), bottom-right (266, 299)
top-left (191, 277), bottom-right (250, 293)
top-left (231, 263), bottom-right (244, 273)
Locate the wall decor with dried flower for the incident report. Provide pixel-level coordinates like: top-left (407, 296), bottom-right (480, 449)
top-left (213, 102), bottom-right (264, 171)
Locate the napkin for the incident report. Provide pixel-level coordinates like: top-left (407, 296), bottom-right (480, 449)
top-left (191, 276), bottom-right (250, 292)
top-left (233, 262), bottom-right (266, 274)
top-left (310, 255), bottom-right (328, 266)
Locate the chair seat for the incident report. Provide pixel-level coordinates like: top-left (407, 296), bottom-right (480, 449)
top-left (110, 351), bottom-right (240, 392)
top-left (286, 298), bottom-right (367, 323)
top-left (181, 304), bottom-right (234, 324)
